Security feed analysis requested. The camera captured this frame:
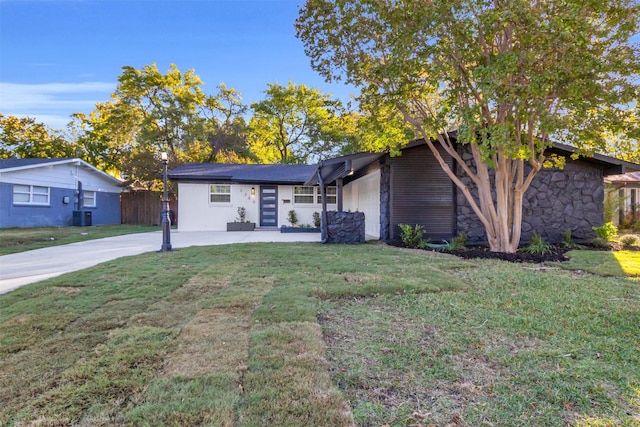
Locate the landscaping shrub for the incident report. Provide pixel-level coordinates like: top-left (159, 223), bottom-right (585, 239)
top-left (593, 222), bottom-right (618, 241)
top-left (398, 224), bottom-right (427, 249)
top-left (312, 212), bottom-right (321, 228)
top-left (620, 212), bottom-right (640, 231)
top-left (236, 206), bottom-right (247, 222)
top-left (563, 229), bottom-right (578, 249)
top-left (447, 232), bottom-right (467, 250)
top-left (619, 234), bottom-right (639, 248)
top-left (591, 237), bottom-right (610, 248)
top-left (287, 210), bottom-right (298, 227)
top-left (520, 233), bottom-right (551, 254)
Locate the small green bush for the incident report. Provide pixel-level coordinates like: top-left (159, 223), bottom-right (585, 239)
top-left (312, 212), bottom-right (321, 228)
top-left (287, 209), bottom-right (298, 227)
top-left (593, 222), bottom-right (618, 241)
top-left (563, 229), bottom-right (578, 249)
top-left (447, 232), bottom-right (468, 250)
top-left (521, 233), bottom-right (551, 254)
top-left (591, 237), bottom-right (610, 248)
top-left (236, 206), bottom-right (247, 222)
top-left (619, 234), bottom-right (639, 248)
top-left (398, 224), bottom-right (427, 249)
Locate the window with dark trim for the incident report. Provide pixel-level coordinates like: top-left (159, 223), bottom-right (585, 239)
top-left (294, 186), bottom-right (315, 204)
top-left (294, 186), bottom-right (337, 205)
top-left (318, 186), bottom-right (337, 204)
top-left (209, 184), bottom-right (231, 203)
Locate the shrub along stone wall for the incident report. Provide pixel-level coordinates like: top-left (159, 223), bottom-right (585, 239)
top-left (456, 153), bottom-right (604, 245)
top-left (323, 211), bottom-right (366, 244)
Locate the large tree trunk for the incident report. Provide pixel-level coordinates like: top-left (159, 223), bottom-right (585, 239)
top-left (415, 131), bottom-right (542, 253)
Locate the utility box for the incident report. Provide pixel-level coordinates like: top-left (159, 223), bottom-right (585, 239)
top-left (73, 210), bottom-right (92, 226)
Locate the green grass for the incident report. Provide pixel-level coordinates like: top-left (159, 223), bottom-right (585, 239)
top-left (0, 243), bottom-right (638, 426)
top-left (556, 249), bottom-right (640, 277)
top-left (0, 225), bottom-right (159, 255)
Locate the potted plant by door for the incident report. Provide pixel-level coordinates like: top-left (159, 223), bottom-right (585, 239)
top-left (280, 210), bottom-right (321, 233)
top-left (227, 207), bottom-right (256, 231)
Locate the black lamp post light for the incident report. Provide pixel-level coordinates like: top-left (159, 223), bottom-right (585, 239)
top-left (159, 151), bottom-right (173, 252)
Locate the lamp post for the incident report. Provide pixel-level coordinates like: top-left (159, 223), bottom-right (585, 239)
top-left (159, 152), bottom-right (173, 252)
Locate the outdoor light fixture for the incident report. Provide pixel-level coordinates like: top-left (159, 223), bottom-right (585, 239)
top-left (251, 187), bottom-right (256, 197)
top-left (159, 151), bottom-right (173, 252)
top-left (345, 159), bottom-right (354, 176)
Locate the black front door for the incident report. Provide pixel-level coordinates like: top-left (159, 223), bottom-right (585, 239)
top-left (260, 186), bottom-right (278, 227)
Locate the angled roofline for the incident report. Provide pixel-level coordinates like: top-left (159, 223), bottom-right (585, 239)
top-left (0, 158), bottom-right (122, 185)
top-left (304, 152), bottom-right (386, 186)
top-left (547, 142), bottom-right (640, 174)
top-left (167, 163), bottom-right (318, 185)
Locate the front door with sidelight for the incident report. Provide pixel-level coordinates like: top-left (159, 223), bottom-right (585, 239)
top-left (260, 186), bottom-right (278, 227)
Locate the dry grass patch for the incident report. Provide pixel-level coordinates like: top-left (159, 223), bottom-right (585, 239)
top-left (163, 307), bottom-right (253, 378)
top-left (240, 321), bottom-right (355, 427)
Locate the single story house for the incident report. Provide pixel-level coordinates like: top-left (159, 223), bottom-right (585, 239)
top-left (169, 139), bottom-right (640, 244)
top-left (168, 163), bottom-right (337, 230)
top-left (0, 158), bottom-right (122, 228)
top-left (604, 171), bottom-right (640, 226)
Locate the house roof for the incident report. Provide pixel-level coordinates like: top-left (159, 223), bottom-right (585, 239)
top-left (547, 142), bottom-right (640, 175)
top-left (0, 158), bottom-right (122, 185)
top-left (304, 152), bottom-right (386, 186)
top-left (168, 163), bottom-right (318, 184)
top-left (0, 158), bottom-right (72, 170)
top-left (605, 171), bottom-right (640, 186)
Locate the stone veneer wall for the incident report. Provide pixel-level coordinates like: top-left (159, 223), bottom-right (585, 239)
top-left (456, 149), bottom-right (604, 245)
top-left (379, 163), bottom-right (391, 241)
top-left (323, 211), bottom-right (366, 244)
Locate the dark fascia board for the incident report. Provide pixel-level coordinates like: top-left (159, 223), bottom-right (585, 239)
top-left (547, 142), bottom-right (640, 174)
top-left (169, 175), bottom-right (304, 185)
top-left (405, 137), bottom-right (640, 174)
top-left (168, 163), bottom-right (317, 185)
top-left (305, 152), bottom-right (386, 185)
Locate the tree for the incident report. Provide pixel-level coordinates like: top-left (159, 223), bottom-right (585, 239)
top-left (0, 114), bottom-right (76, 159)
top-left (200, 83), bottom-right (253, 164)
top-left (296, 0), bottom-right (640, 252)
top-left (248, 81), bottom-right (355, 164)
top-left (78, 64), bottom-right (252, 188)
top-left (604, 111), bottom-right (640, 163)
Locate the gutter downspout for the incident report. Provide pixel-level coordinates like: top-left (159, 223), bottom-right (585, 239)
top-left (317, 168), bottom-right (328, 243)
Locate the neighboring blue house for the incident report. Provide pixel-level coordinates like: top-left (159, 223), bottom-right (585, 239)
top-left (0, 158), bottom-right (122, 228)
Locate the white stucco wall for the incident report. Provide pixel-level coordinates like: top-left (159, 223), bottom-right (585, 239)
top-left (177, 182), bottom-right (336, 231)
top-left (344, 170), bottom-right (381, 238)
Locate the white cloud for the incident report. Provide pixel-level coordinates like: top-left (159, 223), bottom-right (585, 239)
top-left (0, 81), bottom-right (114, 129)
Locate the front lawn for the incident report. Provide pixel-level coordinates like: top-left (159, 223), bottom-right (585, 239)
top-left (0, 243), bottom-right (637, 426)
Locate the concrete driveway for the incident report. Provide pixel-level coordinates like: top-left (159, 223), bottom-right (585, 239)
top-left (0, 230), bottom-right (320, 295)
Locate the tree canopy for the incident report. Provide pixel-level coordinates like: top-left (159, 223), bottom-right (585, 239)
top-left (0, 114), bottom-right (76, 159)
top-left (76, 64), bottom-right (253, 189)
top-left (248, 81), bottom-right (357, 164)
top-left (296, 0), bottom-right (640, 252)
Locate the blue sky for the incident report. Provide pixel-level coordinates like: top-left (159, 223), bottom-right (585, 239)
top-left (0, 0), bottom-right (356, 130)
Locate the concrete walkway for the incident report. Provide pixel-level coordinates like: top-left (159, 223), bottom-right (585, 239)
top-left (0, 230), bottom-right (320, 295)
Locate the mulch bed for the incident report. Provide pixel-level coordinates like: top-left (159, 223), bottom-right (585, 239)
top-left (439, 245), bottom-right (570, 263)
top-left (389, 241), bottom-right (582, 263)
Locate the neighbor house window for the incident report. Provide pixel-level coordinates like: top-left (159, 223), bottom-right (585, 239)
top-left (294, 186), bottom-right (315, 204)
top-left (210, 184), bottom-right (231, 203)
top-left (13, 184), bottom-right (50, 205)
top-left (317, 186), bottom-right (337, 204)
top-left (83, 191), bottom-right (96, 207)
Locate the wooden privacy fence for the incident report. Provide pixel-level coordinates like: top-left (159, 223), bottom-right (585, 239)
top-left (121, 190), bottom-right (178, 226)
